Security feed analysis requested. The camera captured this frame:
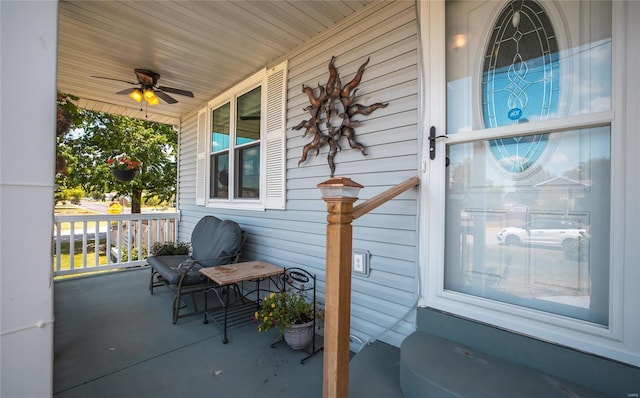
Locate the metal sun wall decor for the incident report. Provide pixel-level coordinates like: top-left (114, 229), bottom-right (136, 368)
top-left (295, 56), bottom-right (388, 177)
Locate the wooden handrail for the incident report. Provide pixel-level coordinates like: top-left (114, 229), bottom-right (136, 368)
top-left (352, 176), bottom-right (420, 220)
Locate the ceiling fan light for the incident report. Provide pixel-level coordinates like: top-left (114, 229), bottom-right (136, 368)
top-left (147, 96), bottom-right (160, 106)
top-left (143, 88), bottom-right (156, 101)
top-left (129, 89), bottom-right (143, 102)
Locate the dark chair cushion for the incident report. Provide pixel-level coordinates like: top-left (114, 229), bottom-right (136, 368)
top-left (190, 216), bottom-right (243, 267)
top-left (148, 216), bottom-right (245, 287)
top-left (147, 255), bottom-right (195, 285)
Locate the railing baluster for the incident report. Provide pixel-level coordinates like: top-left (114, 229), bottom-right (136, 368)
top-left (69, 222), bottom-right (75, 271)
top-left (147, 219), bottom-right (153, 258)
top-left (94, 220), bottom-right (100, 267)
top-left (55, 221), bottom-right (62, 273)
top-left (82, 221), bottom-right (88, 270)
top-left (136, 218), bottom-right (143, 261)
top-left (119, 220), bottom-right (124, 263)
top-left (53, 212), bottom-right (180, 277)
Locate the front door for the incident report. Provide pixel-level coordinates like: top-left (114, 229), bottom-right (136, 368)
top-left (420, 0), bottom-right (616, 358)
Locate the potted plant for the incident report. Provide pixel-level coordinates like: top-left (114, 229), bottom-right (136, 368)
top-left (255, 290), bottom-right (322, 350)
top-left (108, 154), bottom-right (140, 182)
top-left (149, 241), bottom-right (191, 256)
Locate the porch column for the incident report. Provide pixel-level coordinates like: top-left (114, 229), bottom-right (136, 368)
top-left (318, 177), bottom-right (363, 398)
top-left (1, 2), bottom-right (58, 397)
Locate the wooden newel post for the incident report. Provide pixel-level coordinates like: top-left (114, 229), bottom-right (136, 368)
top-left (318, 177), bottom-right (363, 398)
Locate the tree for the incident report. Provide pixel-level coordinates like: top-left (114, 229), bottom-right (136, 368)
top-left (56, 92), bottom-right (82, 174)
top-left (57, 110), bottom-right (178, 213)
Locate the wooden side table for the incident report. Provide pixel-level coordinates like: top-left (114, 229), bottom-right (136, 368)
top-left (199, 261), bottom-right (284, 343)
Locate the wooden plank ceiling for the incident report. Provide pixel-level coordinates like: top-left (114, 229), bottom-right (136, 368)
top-left (57, 0), bottom-right (372, 126)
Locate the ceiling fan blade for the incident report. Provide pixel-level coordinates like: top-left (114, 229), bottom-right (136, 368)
top-left (91, 75), bottom-right (138, 85)
top-left (115, 88), bottom-right (137, 95)
top-left (158, 86), bottom-right (194, 98)
top-left (155, 90), bottom-right (178, 104)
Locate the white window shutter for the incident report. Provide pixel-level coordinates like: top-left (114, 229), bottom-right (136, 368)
top-left (264, 61), bottom-right (287, 209)
top-left (195, 108), bottom-right (207, 206)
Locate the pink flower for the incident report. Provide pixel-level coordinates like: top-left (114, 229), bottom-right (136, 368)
top-left (108, 154), bottom-right (139, 170)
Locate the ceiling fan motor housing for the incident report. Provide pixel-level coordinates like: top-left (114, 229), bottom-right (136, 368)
top-left (134, 69), bottom-right (159, 87)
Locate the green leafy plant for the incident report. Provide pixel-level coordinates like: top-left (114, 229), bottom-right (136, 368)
top-left (119, 246), bottom-right (147, 262)
top-left (150, 241), bottom-right (191, 256)
top-left (254, 290), bottom-right (322, 334)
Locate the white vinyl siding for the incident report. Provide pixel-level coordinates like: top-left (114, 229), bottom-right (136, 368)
top-left (178, 1), bottom-right (419, 350)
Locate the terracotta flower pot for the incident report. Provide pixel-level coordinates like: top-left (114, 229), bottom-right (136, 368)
top-left (112, 169), bottom-right (138, 182)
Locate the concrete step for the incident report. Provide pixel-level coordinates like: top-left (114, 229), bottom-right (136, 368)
top-left (400, 332), bottom-right (610, 398)
top-left (349, 341), bottom-right (404, 398)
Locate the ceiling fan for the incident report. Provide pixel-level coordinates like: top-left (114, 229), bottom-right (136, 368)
top-left (92, 68), bottom-right (194, 105)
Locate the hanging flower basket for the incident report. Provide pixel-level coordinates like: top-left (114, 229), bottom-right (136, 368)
top-left (108, 154), bottom-right (140, 182)
top-left (112, 169), bottom-right (138, 182)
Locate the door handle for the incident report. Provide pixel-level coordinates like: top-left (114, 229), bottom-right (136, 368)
top-left (428, 126), bottom-right (448, 160)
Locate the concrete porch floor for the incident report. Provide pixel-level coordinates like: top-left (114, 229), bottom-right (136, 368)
top-left (53, 267), bottom-right (325, 398)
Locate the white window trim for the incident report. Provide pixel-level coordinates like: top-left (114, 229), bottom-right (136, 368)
top-left (417, 0), bottom-right (639, 367)
top-left (195, 61), bottom-right (287, 211)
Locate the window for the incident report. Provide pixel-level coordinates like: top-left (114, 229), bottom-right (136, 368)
top-left (234, 87), bottom-right (261, 199)
top-left (209, 87), bottom-right (261, 200)
top-left (196, 61), bottom-right (287, 210)
top-left (210, 103), bottom-right (230, 199)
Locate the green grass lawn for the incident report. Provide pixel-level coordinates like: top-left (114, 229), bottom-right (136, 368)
top-left (53, 249), bottom-right (110, 280)
top-left (54, 239), bottom-right (108, 267)
top-left (57, 251), bottom-right (108, 268)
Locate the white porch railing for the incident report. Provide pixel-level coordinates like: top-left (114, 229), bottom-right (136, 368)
top-left (53, 212), bottom-right (180, 277)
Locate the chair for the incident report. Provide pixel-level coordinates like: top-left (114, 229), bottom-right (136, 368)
top-left (148, 216), bottom-right (246, 324)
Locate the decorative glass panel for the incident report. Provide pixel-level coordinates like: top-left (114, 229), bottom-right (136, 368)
top-left (482, 1), bottom-right (558, 173)
top-left (446, 0), bottom-right (611, 135)
top-left (236, 87), bottom-right (261, 146)
top-left (482, 0), bottom-right (559, 129)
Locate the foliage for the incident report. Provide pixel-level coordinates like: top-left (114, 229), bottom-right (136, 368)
top-left (144, 195), bottom-right (162, 207)
top-left (56, 92), bottom-right (82, 174)
top-left (254, 290), bottom-right (321, 334)
top-left (56, 110), bottom-right (178, 213)
top-left (54, 189), bottom-right (67, 204)
top-left (55, 187), bottom-right (85, 204)
top-left (150, 241), bottom-right (191, 256)
top-left (119, 246), bottom-right (147, 263)
top-left (57, 92), bottom-right (82, 134)
top-left (66, 187), bottom-right (85, 203)
top-left (108, 154), bottom-right (140, 170)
